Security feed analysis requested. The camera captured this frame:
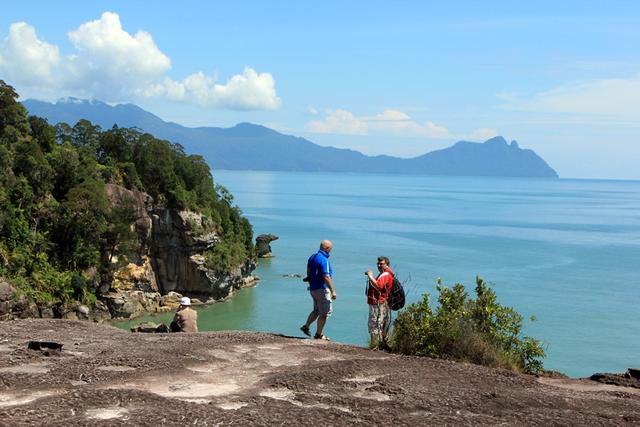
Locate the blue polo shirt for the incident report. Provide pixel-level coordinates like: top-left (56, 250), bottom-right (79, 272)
top-left (307, 249), bottom-right (332, 290)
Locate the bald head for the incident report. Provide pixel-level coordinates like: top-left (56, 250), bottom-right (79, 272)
top-left (320, 240), bottom-right (333, 252)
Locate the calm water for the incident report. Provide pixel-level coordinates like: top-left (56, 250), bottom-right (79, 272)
top-left (117, 171), bottom-right (640, 377)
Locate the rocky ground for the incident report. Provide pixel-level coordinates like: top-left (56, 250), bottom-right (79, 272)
top-left (1, 320), bottom-right (639, 426)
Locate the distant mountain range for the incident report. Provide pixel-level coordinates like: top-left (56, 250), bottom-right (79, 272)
top-left (22, 98), bottom-right (559, 178)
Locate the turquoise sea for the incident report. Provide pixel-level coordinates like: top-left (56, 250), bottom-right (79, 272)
top-left (119, 171), bottom-right (640, 378)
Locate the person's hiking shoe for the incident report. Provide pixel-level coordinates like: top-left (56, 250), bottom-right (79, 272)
top-left (314, 334), bottom-right (330, 341)
top-left (300, 325), bottom-right (311, 337)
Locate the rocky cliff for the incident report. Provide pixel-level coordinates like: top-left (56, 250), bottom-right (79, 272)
top-left (148, 207), bottom-right (257, 300)
top-left (0, 184), bottom-right (257, 322)
top-left (101, 184), bottom-right (257, 319)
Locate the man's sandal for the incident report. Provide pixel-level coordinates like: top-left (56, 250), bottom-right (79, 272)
top-left (300, 325), bottom-right (311, 337)
top-left (314, 334), bottom-right (330, 341)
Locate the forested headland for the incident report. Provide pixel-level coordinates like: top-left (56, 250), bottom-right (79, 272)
top-left (0, 80), bottom-right (253, 317)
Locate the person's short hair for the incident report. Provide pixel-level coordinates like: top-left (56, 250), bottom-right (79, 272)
top-left (377, 256), bottom-right (390, 266)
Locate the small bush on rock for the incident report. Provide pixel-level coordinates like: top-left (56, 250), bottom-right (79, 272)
top-left (390, 276), bottom-right (545, 374)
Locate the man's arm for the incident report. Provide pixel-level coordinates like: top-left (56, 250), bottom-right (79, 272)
top-left (324, 274), bottom-right (337, 299)
top-left (366, 270), bottom-right (382, 290)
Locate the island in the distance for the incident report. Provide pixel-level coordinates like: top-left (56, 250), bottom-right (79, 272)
top-left (23, 98), bottom-right (559, 178)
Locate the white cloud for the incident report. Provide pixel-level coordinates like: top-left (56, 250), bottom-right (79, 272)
top-left (204, 67), bottom-right (280, 110)
top-left (369, 109), bottom-right (412, 122)
top-left (306, 108), bottom-right (449, 138)
top-left (68, 12), bottom-right (171, 80)
top-left (143, 68), bottom-right (281, 110)
top-left (498, 75), bottom-right (640, 117)
top-left (0, 12), bottom-right (280, 110)
top-left (411, 121), bottom-right (450, 138)
top-left (468, 127), bottom-right (498, 141)
top-left (306, 109), bottom-right (368, 135)
top-left (0, 22), bottom-right (62, 88)
top-left (367, 109), bottom-right (449, 138)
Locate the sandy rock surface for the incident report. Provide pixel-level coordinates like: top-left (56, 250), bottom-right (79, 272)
top-left (1, 319), bottom-right (639, 426)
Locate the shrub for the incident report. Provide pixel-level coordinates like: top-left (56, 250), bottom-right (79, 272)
top-left (390, 276), bottom-right (545, 374)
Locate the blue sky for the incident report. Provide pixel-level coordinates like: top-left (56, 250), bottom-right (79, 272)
top-left (1, 1), bottom-right (639, 179)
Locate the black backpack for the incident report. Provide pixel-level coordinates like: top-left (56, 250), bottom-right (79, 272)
top-left (388, 275), bottom-right (405, 311)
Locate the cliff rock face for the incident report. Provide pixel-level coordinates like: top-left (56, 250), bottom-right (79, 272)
top-left (149, 208), bottom-right (256, 301)
top-left (104, 185), bottom-right (257, 318)
top-left (0, 184), bottom-right (256, 321)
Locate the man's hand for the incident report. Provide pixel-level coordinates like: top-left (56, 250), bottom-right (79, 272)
top-left (331, 291), bottom-right (337, 300)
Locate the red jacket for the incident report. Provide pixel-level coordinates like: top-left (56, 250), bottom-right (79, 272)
top-left (367, 268), bottom-right (394, 305)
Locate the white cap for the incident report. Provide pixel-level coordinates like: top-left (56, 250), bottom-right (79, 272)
top-left (180, 297), bottom-right (191, 306)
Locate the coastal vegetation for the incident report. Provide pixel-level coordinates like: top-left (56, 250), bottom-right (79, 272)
top-left (391, 276), bottom-right (545, 374)
top-left (0, 80), bottom-right (253, 311)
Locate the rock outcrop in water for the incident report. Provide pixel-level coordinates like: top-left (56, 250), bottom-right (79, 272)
top-left (256, 234), bottom-right (279, 258)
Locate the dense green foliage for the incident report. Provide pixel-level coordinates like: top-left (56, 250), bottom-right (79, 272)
top-left (391, 276), bottom-right (545, 374)
top-left (0, 81), bottom-right (253, 309)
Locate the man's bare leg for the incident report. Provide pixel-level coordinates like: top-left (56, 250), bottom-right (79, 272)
top-left (316, 315), bottom-right (327, 337)
top-left (304, 311), bottom-right (318, 328)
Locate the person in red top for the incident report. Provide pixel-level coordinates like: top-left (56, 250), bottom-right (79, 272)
top-left (365, 255), bottom-right (394, 348)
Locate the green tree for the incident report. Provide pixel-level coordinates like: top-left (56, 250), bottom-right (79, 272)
top-left (71, 119), bottom-right (101, 162)
top-left (55, 122), bottom-right (72, 144)
top-left (13, 139), bottom-right (54, 199)
top-left (0, 80), bottom-right (30, 139)
top-left (28, 116), bottom-right (55, 152)
top-left (54, 179), bottom-right (110, 270)
top-left (47, 142), bottom-right (81, 200)
top-left (102, 196), bottom-right (139, 267)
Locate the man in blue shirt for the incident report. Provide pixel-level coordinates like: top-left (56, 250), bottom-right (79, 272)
top-left (300, 240), bottom-right (336, 340)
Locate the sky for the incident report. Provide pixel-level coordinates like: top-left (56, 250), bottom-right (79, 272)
top-left (1, 1), bottom-right (639, 179)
